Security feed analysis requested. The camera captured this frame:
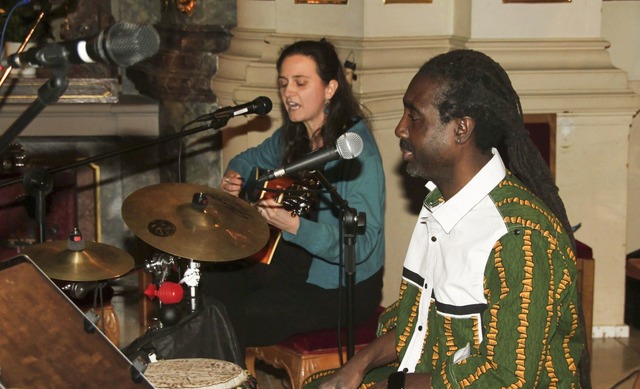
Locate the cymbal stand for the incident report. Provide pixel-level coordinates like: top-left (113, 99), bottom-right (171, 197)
top-left (179, 259), bottom-right (200, 313)
top-left (142, 252), bottom-right (176, 329)
top-left (145, 252), bottom-right (175, 285)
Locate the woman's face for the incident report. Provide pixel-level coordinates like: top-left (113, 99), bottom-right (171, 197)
top-left (278, 54), bottom-right (337, 135)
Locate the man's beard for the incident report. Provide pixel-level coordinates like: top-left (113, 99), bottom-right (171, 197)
top-left (406, 163), bottom-right (427, 179)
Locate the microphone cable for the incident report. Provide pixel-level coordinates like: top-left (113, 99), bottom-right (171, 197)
top-left (0, 0), bottom-right (31, 59)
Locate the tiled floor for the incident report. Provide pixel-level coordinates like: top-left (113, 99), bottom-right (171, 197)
top-left (110, 272), bottom-right (640, 389)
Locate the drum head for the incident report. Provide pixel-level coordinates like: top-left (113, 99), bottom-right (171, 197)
top-left (144, 358), bottom-right (255, 389)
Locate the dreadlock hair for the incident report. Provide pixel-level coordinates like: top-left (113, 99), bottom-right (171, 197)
top-left (276, 39), bottom-right (365, 165)
top-left (417, 49), bottom-right (574, 246)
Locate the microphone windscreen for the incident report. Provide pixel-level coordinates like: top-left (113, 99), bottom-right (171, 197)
top-left (336, 132), bottom-right (363, 159)
top-left (254, 96), bottom-right (273, 115)
top-left (105, 22), bottom-right (160, 67)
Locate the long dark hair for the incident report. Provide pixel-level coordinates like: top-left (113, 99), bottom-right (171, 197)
top-left (276, 39), bottom-right (364, 165)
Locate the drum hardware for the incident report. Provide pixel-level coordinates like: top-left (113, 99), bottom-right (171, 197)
top-left (144, 281), bottom-right (184, 305)
top-left (123, 183), bottom-right (271, 326)
top-left (180, 259), bottom-right (200, 313)
top-left (144, 252), bottom-right (176, 285)
top-left (144, 257), bottom-right (201, 317)
top-left (60, 280), bottom-right (107, 299)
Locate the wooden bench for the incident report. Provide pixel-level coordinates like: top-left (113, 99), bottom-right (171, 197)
top-left (246, 306), bottom-right (383, 389)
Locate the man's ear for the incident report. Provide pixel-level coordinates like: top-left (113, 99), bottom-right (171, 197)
top-left (326, 79), bottom-right (338, 100)
top-left (455, 116), bottom-right (475, 144)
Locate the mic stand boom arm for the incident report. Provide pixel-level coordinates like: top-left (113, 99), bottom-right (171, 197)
top-left (0, 63), bottom-right (70, 154)
top-left (310, 169), bottom-right (366, 361)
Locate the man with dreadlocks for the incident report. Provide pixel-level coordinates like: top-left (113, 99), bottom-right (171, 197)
top-left (313, 49), bottom-right (586, 388)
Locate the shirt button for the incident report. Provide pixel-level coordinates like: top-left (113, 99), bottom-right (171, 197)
top-left (431, 236), bottom-right (437, 242)
top-left (418, 325), bottom-right (423, 331)
top-left (403, 368), bottom-right (409, 373)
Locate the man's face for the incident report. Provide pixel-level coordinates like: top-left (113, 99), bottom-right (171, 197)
top-left (394, 75), bottom-right (458, 182)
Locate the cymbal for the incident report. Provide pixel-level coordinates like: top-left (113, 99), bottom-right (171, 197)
top-left (121, 183), bottom-right (269, 262)
top-left (22, 241), bottom-right (135, 282)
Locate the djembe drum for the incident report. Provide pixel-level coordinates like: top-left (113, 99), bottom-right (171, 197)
top-left (144, 358), bottom-right (257, 389)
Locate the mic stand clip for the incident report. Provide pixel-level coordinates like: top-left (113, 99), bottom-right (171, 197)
top-left (309, 169), bottom-right (366, 361)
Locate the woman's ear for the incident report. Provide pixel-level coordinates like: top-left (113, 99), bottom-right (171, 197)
top-left (326, 79), bottom-right (338, 100)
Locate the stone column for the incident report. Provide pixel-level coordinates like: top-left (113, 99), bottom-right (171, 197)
top-left (127, 0), bottom-right (236, 187)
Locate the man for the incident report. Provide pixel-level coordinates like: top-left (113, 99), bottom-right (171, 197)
top-left (316, 49), bottom-right (586, 388)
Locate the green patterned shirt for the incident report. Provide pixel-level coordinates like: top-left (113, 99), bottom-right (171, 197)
top-left (382, 151), bottom-right (583, 388)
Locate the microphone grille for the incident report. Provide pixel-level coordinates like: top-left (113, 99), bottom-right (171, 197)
top-left (105, 21), bottom-right (160, 67)
top-left (336, 132), bottom-right (364, 159)
top-left (254, 96), bottom-right (273, 115)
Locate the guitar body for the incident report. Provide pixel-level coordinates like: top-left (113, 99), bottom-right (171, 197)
top-left (244, 168), bottom-right (318, 265)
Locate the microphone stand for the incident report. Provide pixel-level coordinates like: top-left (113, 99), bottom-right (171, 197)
top-left (0, 62), bottom-right (69, 242)
top-left (310, 169), bottom-right (366, 360)
top-left (0, 64), bottom-right (70, 155)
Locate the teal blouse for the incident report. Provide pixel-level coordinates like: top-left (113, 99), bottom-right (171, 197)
top-left (227, 120), bottom-right (386, 289)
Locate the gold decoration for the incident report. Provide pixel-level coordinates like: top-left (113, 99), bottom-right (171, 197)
top-left (384, 0), bottom-right (432, 3)
top-left (503, 0), bottom-right (571, 2)
top-left (162, 0), bottom-right (197, 15)
top-left (295, 0), bottom-right (348, 4)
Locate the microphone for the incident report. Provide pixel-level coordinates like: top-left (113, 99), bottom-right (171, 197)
top-left (2, 21), bottom-right (160, 69)
top-left (259, 132), bottom-right (364, 182)
top-left (61, 282), bottom-right (101, 299)
top-left (197, 96), bottom-right (273, 122)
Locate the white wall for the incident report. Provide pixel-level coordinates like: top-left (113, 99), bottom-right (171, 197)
top-left (602, 1), bottom-right (640, 258)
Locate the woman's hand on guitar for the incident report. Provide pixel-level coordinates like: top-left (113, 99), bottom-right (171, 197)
top-left (220, 170), bottom-right (243, 197)
top-left (257, 198), bottom-right (300, 235)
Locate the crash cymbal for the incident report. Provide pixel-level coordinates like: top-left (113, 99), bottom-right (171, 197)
top-left (121, 183), bottom-right (269, 262)
top-left (22, 240), bottom-right (135, 282)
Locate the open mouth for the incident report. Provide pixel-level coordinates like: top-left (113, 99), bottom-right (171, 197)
top-left (287, 101), bottom-right (301, 110)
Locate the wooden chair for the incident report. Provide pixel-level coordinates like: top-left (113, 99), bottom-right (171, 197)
top-left (575, 240), bottom-right (595, 354)
top-left (245, 306), bottom-right (383, 389)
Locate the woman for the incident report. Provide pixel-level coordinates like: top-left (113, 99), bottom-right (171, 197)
top-left (199, 39), bottom-right (385, 357)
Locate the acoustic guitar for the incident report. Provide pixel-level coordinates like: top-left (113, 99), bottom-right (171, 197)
top-left (244, 168), bottom-right (319, 264)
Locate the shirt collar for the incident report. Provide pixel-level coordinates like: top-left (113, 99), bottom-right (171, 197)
top-left (424, 148), bottom-right (507, 233)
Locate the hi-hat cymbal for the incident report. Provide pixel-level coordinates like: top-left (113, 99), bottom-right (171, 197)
top-left (22, 241), bottom-right (135, 282)
top-left (121, 183), bottom-right (269, 262)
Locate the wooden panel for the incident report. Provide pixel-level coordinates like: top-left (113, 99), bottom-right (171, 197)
top-left (0, 256), bottom-right (153, 388)
top-left (577, 256), bottom-right (594, 354)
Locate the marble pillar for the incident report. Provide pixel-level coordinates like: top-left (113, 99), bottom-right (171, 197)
top-left (127, 0), bottom-right (236, 188)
